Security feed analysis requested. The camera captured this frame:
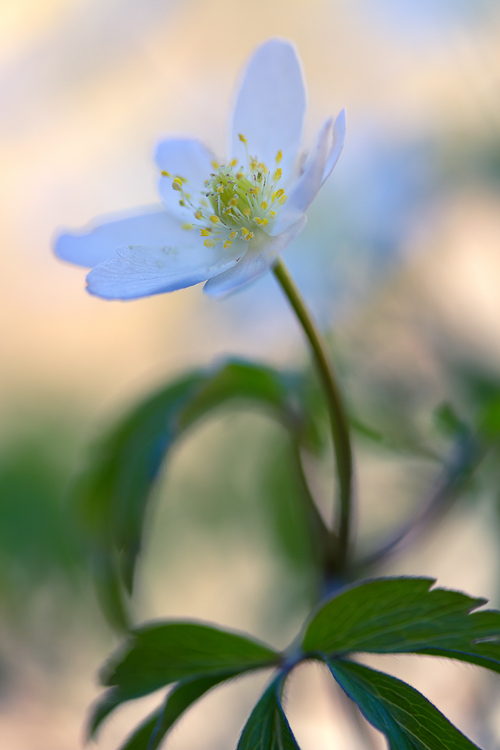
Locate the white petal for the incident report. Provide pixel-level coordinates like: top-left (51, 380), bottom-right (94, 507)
top-left (155, 138), bottom-right (215, 221)
top-left (271, 118), bottom-right (333, 236)
top-left (86, 240), bottom-right (242, 300)
top-left (322, 109), bottom-right (346, 185)
top-left (229, 39), bottom-right (306, 179)
top-left (55, 207), bottom-right (185, 268)
top-left (204, 215), bottom-right (307, 299)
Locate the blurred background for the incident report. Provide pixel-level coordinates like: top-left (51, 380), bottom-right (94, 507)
top-left (2, 0), bottom-right (500, 747)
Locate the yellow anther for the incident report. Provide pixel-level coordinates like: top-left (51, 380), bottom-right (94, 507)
top-left (172, 177), bottom-right (183, 191)
top-left (254, 217), bottom-right (263, 226)
top-left (243, 208), bottom-right (251, 217)
top-left (258, 163), bottom-right (267, 173)
top-left (216, 184), bottom-right (224, 194)
top-left (210, 215), bottom-right (220, 224)
top-left (161, 170), bottom-right (171, 177)
top-left (279, 194), bottom-right (288, 205)
top-left (200, 198), bottom-right (208, 207)
top-left (236, 172), bottom-right (243, 180)
top-left (200, 228), bottom-right (211, 237)
top-left (270, 210), bottom-right (276, 218)
top-left (181, 223), bottom-right (193, 230)
top-left (179, 199), bottom-right (185, 207)
top-left (248, 188), bottom-right (258, 195)
top-left (250, 160), bottom-right (258, 170)
top-left (229, 230), bottom-right (238, 240)
top-left (276, 150), bottom-right (282, 164)
top-left (262, 218), bottom-right (269, 227)
top-left (211, 159), bottom-right (219, 170)
top-left (241, 227), bottom-right (249, 238)
top-left (230, 158), bottom-right (238, 167)
top-left (276, 188), bottom-right (285, 199)
top-left (239, 134), bottom-right (247, 143)
top-left (230, 197), bottom-right (238, 207)
top-left (223, 240), bottom-right (233, 249)
top-left (274, 168), bottom-right (282, 181)
top-left (261, 201), bottom-right (268, 210)
top-left (204, 239), bottom-right (215, 248)
top-left (195, 210), bottom-right (203, 220)
top-left (243, 230), bottom-right (254, 241)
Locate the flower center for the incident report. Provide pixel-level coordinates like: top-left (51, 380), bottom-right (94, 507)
top-left (164, 136), bottom-right (288, 251)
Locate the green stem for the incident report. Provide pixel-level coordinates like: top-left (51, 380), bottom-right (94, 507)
top-left (273, 258), bottom-right (354, 571)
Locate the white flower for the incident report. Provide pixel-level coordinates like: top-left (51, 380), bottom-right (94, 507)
top-left (55, 39), bottom-right (345, 300)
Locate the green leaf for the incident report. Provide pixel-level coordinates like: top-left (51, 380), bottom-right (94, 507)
top-left (90, 620), bottom-right (279, 734)
top-left (117, 672), bottom-right (239, 749)
top-left (237, 678), bottom-right (300, 750)
top-left (302, 577), bottom-right (500, 670)
top-left (325, 657), bottom-right (480, 750)
top-left (77, 359), bottom-right (306, 628)
top-left (176, 360), bottom-right (300, 433)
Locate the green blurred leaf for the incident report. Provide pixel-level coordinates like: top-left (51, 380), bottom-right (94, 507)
top-left (237, 678), bottom-right (300, 750)
top-left (76, 359), bottom-right (307, 628)
top-left (90, 620), bottom-right (279, 734)
top-left (326, 658), bottom-right (480, 749)
top-left (478, 394), bottom-right (500, 441)
top-left (302, 577), bottom-right (500, 667)
top-left (433, 402), bottom-right (469, 439)
top-left (115, 672), bottom-right (239, 748)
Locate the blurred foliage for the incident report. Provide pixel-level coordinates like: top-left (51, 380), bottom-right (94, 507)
top-left (0, 422), bottom-right (86, 615)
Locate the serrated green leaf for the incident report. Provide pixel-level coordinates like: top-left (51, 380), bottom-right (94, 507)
top-left (302, 577), bottom-right (500, 668)
top-left (237, 678), bottom-right (300, 750)
top-left (325, 657), bottom-right (480, 749)
top-left (117, 671), bottom-right (239, 749)
top-left (90, 620), bottom-right (279, 734)
top-left (102, 621), bottom-right (279, 694)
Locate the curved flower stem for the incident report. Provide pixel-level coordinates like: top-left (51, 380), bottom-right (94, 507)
top-left (273, 258), bottom-right (354, 572)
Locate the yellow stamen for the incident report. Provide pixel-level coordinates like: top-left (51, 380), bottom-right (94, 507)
top-left (279, 194), bottom-right (287, 205)
top-left (261, 201), bottom-right (268, 210)
top-left (262, 218), bottom-right (269, 227)
top-left (230, 197), bottom-right (238, 206)
top-left (210, 215), bottom-right (220, 224)
top-left (216, 184), bottom-right (224, 194)
top-left (239, 134), bottom-right (247, 143)
top-left (195, 210), bottom-right (203, 220)
top-left (182, 223), bottom-right (193, 230)
top-left (211, 159), bottom-right (219, 170)
top-left (179, 199), bottom-right (185, 207)
top-left (254, 217), bottom-right (263, 226)
top-left (229, 230), bottom-right (238, 240)
top-left (243, 208), bottom-right (251, 217)
top-left (248, 188), bottom-right (258, 195)
top-left (172, 177), bottom-right (183, 191)
top-left (276, 150), bottom-right (282, 164)
top-left (161, 170), bottom-right (171, 177)
top-left (236, 172), bottom-right (243, 180)
top-left (274, 168), bottom-right (282, 181)
top-left (230, 158), bottom-right (238, 167)
top-left (258, 163), bottom-right (267, 173)
top-left (200, 229), bottom-right (211, 237)
top-left (223, 240), bottom-right (232, 249)
top-left (204, 239), bottom-right (215, 248)
top-left (270, 210), bottom-right (276, 218)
